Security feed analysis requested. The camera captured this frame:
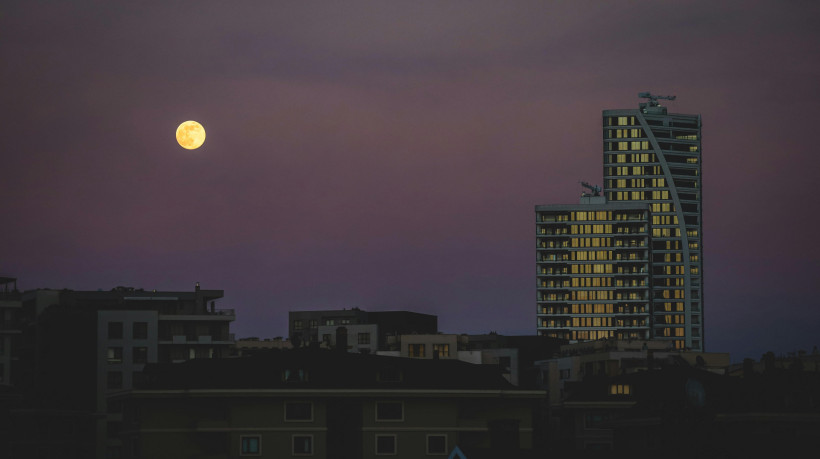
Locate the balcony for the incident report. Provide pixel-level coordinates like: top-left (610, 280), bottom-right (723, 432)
top-left (159, 308), bottom-right (235, 321)
top-left (161, 334), bottom-right (235, 345)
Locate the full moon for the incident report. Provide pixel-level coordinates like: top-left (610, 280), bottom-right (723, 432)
top-left (176, 120), bottom-right (206, 149)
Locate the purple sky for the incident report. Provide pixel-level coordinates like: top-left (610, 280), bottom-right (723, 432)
top-left (2, 1), bottom-right (819, 362)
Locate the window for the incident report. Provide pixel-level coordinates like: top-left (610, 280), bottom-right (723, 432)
top-left (427, 435), bottom-right (447, 455)
top-left (377, 367), bottom-right (403, 383)
top-left (375, 435), bottom-right (397, 455)
top-left (107, 347), bottom-right (123, 364)
top-left (292, 435), bottom-right (313, 455)
top-left (132, 322), bottom-right (148, 339)
top-left (108, 322), bottom-right (123, 339)
top-left (408, 344), bottom-right (425, 358)
top-left (293, 320), bottom-right (303, 331)
top-left (609, 384), bottom-right (631, 395)
top-left (309, 320), bottom-right (318, 328)
top-left (376, 402), bottom-right (403, 421)
top-left (358, 333), bottom-right (371, 345)
top-left (284, 369), bottom-right (308, 383)
top-left (584, 413), bottom-right (611, 429)
top-left (432, 343), bottom-right (449, 358)
top-left (133, 347), bottom-right (148, 364)
top-left (240, 436), bottom-right (260, 456)
top-left (285, 402), bottom-right (313, 422)
top-left (107, 371), bottom-right (123, 390)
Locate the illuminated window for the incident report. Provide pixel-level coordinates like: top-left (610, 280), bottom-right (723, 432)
top-left (293, 435), bottom-right (313, 456)
top-left (107, 347), bottom-right (123, 364)
top-left (609, 384), bottom-right (631, 395)
top-left (433, 343), bottom-right (450, 358)
top-left (284, 369), bottom-right (308, 383)
top-left (408, 344), bottom-right (425, 358)
top-left (241, 436), bottom-right (261, 456)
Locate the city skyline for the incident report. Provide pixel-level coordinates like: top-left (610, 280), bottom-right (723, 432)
top-left (3, 1), bottom-right (819, 363)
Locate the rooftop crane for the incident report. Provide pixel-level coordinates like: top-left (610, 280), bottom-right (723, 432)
top-left (580, 181), bottom-right (601, 197)
top-left (638, 91), bottom-right (676, 106)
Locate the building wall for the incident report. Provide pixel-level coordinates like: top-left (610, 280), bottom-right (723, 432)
top-left (289, 309), bottom-right (369, 346)
top-left (121, 391), bottom-right (543, 459)
top-left (0, 297), bottom-right (22, 386)
top-left (400, 334), bottom-right (458, 359)
top-left (317, 324), bottom-right (378, 353)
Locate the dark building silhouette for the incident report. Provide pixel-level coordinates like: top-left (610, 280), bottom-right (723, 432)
top-left (289, 308), bottom-right (437, 349)
top-left (117, 349), bottom-right (547, 458)
top-left (6, 283), bottom-right (235, 459)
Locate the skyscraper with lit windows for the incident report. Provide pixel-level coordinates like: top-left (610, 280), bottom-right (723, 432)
top-left (603, 94), bottom-right (702, 351)
top-left (537, 94), bottom-right (703, 351)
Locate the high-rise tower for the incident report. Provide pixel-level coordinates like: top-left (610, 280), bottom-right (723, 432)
top-left (602, 93), bottom-right (702, 350)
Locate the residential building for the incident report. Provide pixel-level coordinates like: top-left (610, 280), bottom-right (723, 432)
top-left (115, 349), bottom-right (547, 458)
top-left (288, 308), bottom-right (437, 349)
top-left (11, 283), bottom-right (235, 459)
top-left (534, 339), bottom-right (730, 452)
top-left (603, 94), bottom-right (703, 350)
top-left (536, 94), bottom-right (703, 351)
top-left (398, 333), bottom-right (460, 360)
top-left (0, 275), bottom-right (22, 387)
top-left (232, 337), bottom-right (293, 356)
top-left (535, 339), bottom-right (729, 407)
top-left (536, 200), bottom-right (652, 343)
top-left (381, 333), bottom-right (565, 388)
top-left (317, 323), bottom-right (378, 354)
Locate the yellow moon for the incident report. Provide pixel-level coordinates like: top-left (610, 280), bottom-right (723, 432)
top-left (176, 120), bottom-right (206, 149)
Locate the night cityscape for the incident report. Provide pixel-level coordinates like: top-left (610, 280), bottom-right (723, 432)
top-left (2, 1), bottom-right (819, 457)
